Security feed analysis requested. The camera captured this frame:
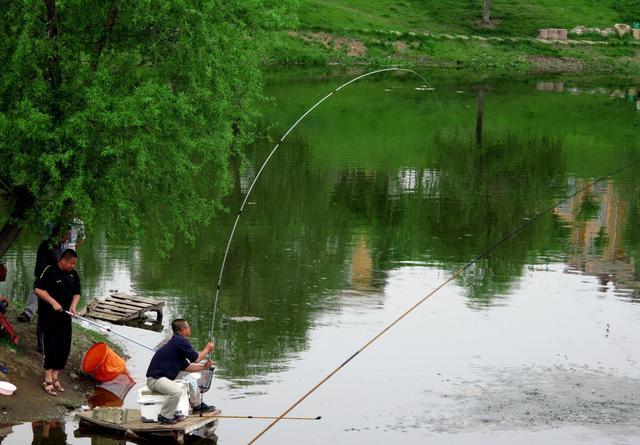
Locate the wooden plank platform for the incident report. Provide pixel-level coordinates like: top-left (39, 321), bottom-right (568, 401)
top-left (76, 408), bottom-right (220, 444)
top-left (79, 292), bottom-right (164, 329)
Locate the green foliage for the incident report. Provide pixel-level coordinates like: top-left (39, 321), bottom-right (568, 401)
top-left (613, 1), bottom-right (640, 24)
top-left (0, 0), bottom-right (297, 251)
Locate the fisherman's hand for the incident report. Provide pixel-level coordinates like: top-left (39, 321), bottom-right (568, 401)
top-left (204, 359), bottom-right (214, 369)
top-left (205, 341), bottom-right (215, 353)
top-left (51, 301), bottom-right (63, 312)
top-left (69, 305), bottom-right (77, 316)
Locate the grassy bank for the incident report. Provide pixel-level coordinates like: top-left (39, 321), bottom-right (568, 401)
top-left (0, 311), bottom-right (125, 423)
top-left (265, 0), bottom-right (640, 74)
top-left (297, 0), bottom-right (639, 36)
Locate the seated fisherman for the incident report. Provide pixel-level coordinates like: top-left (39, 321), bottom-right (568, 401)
top-left (146, 318), bottom-right (216, 424)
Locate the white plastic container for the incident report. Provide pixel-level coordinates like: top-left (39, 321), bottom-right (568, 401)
top-left (0, 382), bottom-right (16, 396)
top-left (137, 380), bottom-right (190, 422)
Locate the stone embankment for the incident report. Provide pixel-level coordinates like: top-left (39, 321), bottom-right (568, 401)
top-left (343, 26), bottom-right (640, 47)
top-left (538, 22), bottom-right (640, 41)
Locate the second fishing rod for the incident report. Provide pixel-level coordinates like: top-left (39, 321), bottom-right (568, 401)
top-left (246, 159), bottom-right (640, 444)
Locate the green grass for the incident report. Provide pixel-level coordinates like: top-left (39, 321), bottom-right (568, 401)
top-left (267, 28), bottom-right (640, 75)
top-left (265, 0), bottom-right (640, 73)
top-left (299, 0), bottom-right (640, 36)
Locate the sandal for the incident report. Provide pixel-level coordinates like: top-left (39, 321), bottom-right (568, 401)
top-left (41, 381), bottom-right (57, 397)
top-left (52, 379), bottom-right (64, 392)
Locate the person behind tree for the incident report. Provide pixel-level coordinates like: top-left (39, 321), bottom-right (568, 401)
top-left (146, 319), bottom-right (216, 424)
top-left (18, 226), bottom-right (69, 324)
top-left (34, 249), bottom-right (81, 396)
top-left (60, 217), bottom-right (85, 252)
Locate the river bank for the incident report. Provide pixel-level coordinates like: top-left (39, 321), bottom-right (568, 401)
top-left (266, 28), bottom-right (640, 75)
top-left (0, 310), bottom-right (124, 423)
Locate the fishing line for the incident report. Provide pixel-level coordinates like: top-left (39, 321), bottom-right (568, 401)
top-left (208, 68), bottom-right (438, 341)
top-left (246, 158), bottom-right (640, 444)
top-left (67, 311), bottom-right (156, 352)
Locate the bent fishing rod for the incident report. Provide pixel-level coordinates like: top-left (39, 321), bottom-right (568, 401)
top-left (209, 67), bottom-right (438, 341)
top-left (246, 158), bottom-right (640, 444)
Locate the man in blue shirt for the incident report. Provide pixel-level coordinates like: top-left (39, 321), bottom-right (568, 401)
top-left (146, 319), bottom-right (215, 424)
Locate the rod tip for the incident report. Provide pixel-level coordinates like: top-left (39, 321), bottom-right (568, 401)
top-left (315, 416), bottom-right (322, 420)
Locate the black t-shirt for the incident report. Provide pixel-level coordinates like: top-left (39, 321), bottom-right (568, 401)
top-left (34, 264), bottom-right (81, 322)
top-left (34, 240), bottom-right (61, 279)
top-left (146, 334), bottom-right (199, 380)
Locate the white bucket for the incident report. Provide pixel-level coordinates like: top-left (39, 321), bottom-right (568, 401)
top-left (0, 382), bottom-right (16, 396)
top-left (137, 380), bottom-right (189, 422)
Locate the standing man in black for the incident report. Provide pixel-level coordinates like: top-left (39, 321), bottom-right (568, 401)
top-left (34, 249), bottom-right (80, 397)
top-left (18, 226), bottom-right (69, 355)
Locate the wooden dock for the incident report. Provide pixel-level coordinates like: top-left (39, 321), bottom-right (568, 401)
top-left (76, 407), bottom-right (219, 444)
top-left (79, 292), bottom-right (164, 330)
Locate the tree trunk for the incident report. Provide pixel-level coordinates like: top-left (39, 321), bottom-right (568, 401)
top-left (44, 0), bottom-right (63, 121)
top-left (0, 187), bottom-right (35, 258)
top-left (93, 2), bottom-right (118, 70)
top-left (0, 223), bottom-right (22, 260)
top-left (482, 0), bottom-right (491, 24)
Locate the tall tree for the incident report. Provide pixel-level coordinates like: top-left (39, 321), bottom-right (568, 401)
top-left (482, 0), bottom-right (491, 24)
top-left (0, 0), bottom-right (297, 257)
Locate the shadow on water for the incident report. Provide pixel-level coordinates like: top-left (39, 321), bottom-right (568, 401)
top-left (0, 420), bottom-right (68, 445)
top-left (73, 428), bottom-right (217, 445)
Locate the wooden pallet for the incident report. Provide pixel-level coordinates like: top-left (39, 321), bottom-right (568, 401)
top-left (79, 292), bottom-right (164, 328)
top-left (76, 408), bottom-right (219, 444)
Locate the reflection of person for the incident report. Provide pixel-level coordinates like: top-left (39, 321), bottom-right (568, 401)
top-left (34, 249), bottom-right (81, 397)
top-left (146, 319), bottom-right (216, 424)
top-left (0, 424), bottom-right (13, 445)
top-left (31, 419), bottom-right (66, 445)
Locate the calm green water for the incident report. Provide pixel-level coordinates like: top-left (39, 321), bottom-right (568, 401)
top-left (2, 69), bottom-right (640, 444)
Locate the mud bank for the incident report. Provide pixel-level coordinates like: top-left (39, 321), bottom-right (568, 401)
top-left (0, 310), bottom-right (122, 423)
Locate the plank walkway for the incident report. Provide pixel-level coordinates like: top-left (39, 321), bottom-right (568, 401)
top-left (79, 292), bottom-right (163, 329)
top-left (76, 408), bottom-right (220, 444)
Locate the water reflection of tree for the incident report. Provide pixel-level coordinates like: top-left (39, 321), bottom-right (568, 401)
top-left (332, 133), bottom-right (568, 304)
top-left (436, 133), bottom-right (568, 303)
top-left (79, 125), bottom-right (595, 378)
top-left (128, 136), bottom-right (359, 379)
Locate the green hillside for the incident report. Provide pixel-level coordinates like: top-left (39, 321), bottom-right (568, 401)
top-left (266, 0), bottom-right (640, 74)
top-left (299, 0), bottom-right (639, 36)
